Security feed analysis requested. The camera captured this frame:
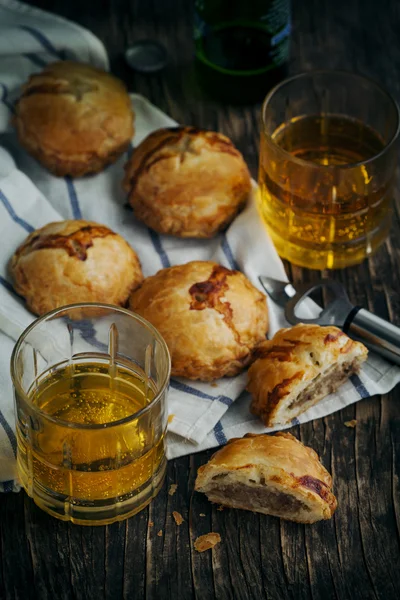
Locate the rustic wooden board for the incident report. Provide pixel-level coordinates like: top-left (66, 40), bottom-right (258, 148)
top-left (1, 0), bottom-right (400, 599)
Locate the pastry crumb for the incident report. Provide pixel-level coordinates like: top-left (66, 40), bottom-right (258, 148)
top-left (148, 521), bottom-right (154, 527)
top-left (217, 505), bottom-right (224, 511)
top-left (168, 484), bottom-right (178, 496)
top-left (344, 419), bottom-right (357, 428)
top-left (168, 414), bottom-right (175, 424)
top-left (157, 530), bottom-right (163, 537)
top-left (172, 511), bottom-right (184, 525)
top-left (211, 383), bottom-right (218, 388)
top-left (194, 533), bottom-right (221, 552)
top-left (199, 513), bottom-right (206, 517)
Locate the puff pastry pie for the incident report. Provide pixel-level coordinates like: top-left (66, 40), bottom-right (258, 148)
top-left (129, 261), bottom-right (268, 380)
top-left (195, 432), bottom-right (337, 523)
top-left (13, 61), bottom-right (134, 177)
top-left (10, 220), bottom-right (143, 315)
top-left (248, 324), bottom-right (368, 427)
top-left (123, 126), bottom-right (251, 238)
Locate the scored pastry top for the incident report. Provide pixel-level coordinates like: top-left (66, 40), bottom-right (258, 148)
top-left (13, 61), bottom-right (134, 176)
top-left (123, 126), bottom-right (252, 238)
top-left (13, 220), bottom-right (116, 261)
top-left (10, 220), bottom-right (143, 315)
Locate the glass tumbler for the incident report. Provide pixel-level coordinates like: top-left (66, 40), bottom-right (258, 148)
top-left (258, 70), bottom-right (400, 269)
top-left (11, 304), bottom-right (170, 525)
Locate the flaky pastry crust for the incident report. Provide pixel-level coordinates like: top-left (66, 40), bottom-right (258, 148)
top-left (13, 61), bottom-right (134, 177)
top-left (129, 261), bottom-right (268, 380)
top-left (195, 432), bottom-right (337, 523)
top-left (10, 220), bottom-right (143, 315)
top-left (123, 127), bottom-right (252, 238)
top-left (248, 324), bottom-right (368, 426)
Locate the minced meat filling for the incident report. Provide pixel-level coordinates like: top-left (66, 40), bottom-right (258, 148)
top-left (208, 482), bottom-right (310, 514)
top-left (288, 359), bottom-right (359, 410)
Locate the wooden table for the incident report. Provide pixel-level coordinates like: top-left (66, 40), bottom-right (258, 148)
top-left (1, 1), bottom-right (400, 598)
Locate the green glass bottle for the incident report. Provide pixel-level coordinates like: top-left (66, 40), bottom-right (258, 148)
top-left (194, 0), bottom-right (291, 103)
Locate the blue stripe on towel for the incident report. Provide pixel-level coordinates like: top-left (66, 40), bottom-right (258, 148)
top-left (19, 25), bottom-right (65, 59)
top-left (65, 177), bottom-right (82, 219)
top-left (0, 275), bottom-right (15, 294)
top-left (170, 379), bottom-right (233, 406)
top-left (214, 395), bottom-right (233, 407)
top-left (350, 374), bottom-right (369, 398)
top-left (127, 142), bottom-right (134, 159)
top-left (221, 234), bottom-right (240, 270)
top-left (213, 421), bottom-right (227, 445)
top-left (0, 83), bottom-right (14, 113)
top-left (0, 189), bottom-right (34, 233)
top-left (148, 228), bottom-right (171, 268)
top-left (124, 145), bottom-right (171, 269)
top-left (2, 480), bottom-right (14, 493)
top-left (69, 320), bottom-right (108, 353)
top-left (0, 410), bottom-right (17, 456)
top-left (0, 275), bottom-right (25, 302)
top-left (23, 53), bottom-right (48, 68)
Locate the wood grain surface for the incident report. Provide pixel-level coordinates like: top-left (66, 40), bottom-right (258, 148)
top-left (1, 1), bottom-right (400, 599)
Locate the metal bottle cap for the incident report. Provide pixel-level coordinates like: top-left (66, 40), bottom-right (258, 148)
top-left (125, 40), bottom-right (168, 73)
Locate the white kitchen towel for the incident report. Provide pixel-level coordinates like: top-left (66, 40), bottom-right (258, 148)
top-left (0, 0), bottom-right (399, 491)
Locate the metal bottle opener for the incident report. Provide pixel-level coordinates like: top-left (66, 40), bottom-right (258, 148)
top-left (259, 276), bottom-right (400, 365)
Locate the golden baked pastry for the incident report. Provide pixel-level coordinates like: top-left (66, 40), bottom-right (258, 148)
top-left (129, 261), bottom-right (268, 380)
top-left (13, 61), bottom-right (134, 177)
top-left (195, 432), bottom-right (337, 523)
top-left (123, 127), bottom-right (251, 238)
top-left (248, 324), bottom-right (368, 427)
top-left (10, 220), bottom-right (143, 315)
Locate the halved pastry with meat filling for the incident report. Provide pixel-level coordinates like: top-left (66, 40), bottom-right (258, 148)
top-left (195, 432), bottom-right (337, 523)
top-left (248, 324), bottom-right (368, 427)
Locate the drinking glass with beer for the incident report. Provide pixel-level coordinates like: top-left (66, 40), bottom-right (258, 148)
top-left (258, 71), bottom-right (399, 269)
top-left (11, 304), bottom-right (170, 525)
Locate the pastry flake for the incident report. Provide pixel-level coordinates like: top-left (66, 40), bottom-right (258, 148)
top-left (172, 511), bottom-right (184, 525)
top-left (195, 432), bottom-right (337, 524)
top-left (194, 533), bottom-right (221, 552)
top-left (248, 324), bottom-right (368, 427)
top-left (168, 484), bottom-right (178, 496)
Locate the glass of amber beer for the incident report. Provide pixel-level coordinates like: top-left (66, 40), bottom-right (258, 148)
top-left (258, 71), bottom-right (399, 269)
top-left (11, 304), bottom-right (170, 525)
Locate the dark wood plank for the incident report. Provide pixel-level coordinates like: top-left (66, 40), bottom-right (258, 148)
top-left (23, 494), bottom-right (78, 600)
top-left (0, 492), bottom-right (35, 600)
top-left (67, 519), bottom-right (106, 600)
top-left (279, 518), bottom-right (311, 600)
top-left (122, 505), bottom-right (148, 599)
top-left (140, 456), bottom-right (195, 600)
top-left (189, 452), bottom-right (216, 600)
top-left (105, 521), bottom-right (126, 600)
top-left (258, 512), bottom-right (292, 600)
top-left (355, 392), bottom-right (400, 599)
